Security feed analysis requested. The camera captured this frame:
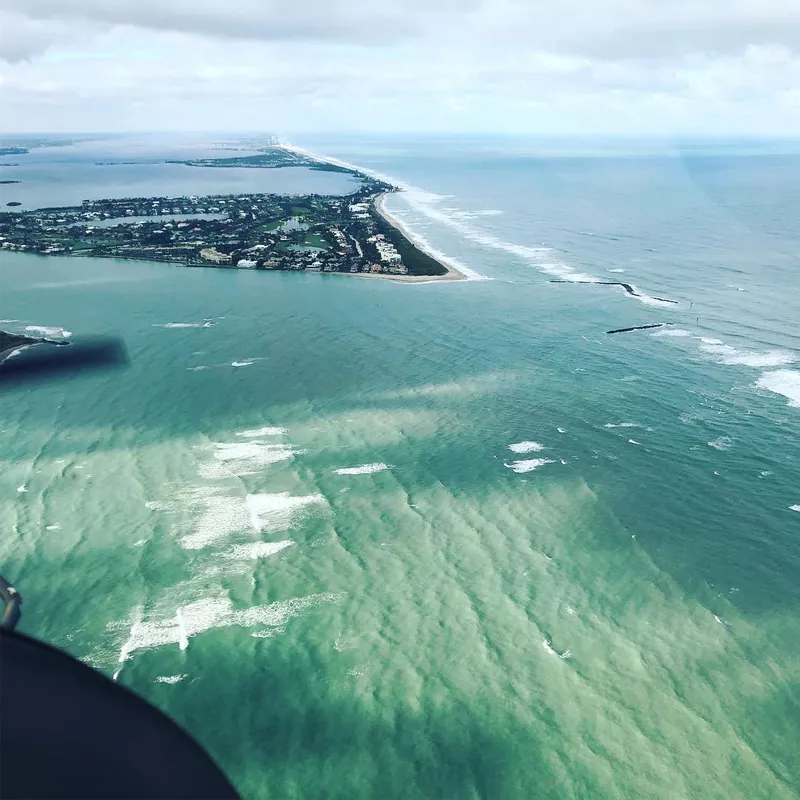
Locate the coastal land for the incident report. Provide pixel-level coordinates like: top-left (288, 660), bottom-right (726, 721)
top-left (0, 145), bottom-right (463, 282)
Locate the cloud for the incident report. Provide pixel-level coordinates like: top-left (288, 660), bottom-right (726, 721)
top-left (0, 0), bottom-right (477, 57)
top-left (3, 0), bottom-right (800, 60)
top-left (1, 1), bottom-right (799, 133)
top-left (0, 11), bottom-right (93, 62)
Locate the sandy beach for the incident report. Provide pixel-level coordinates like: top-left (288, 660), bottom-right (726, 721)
top-left (280, 142), bottom-right (468, 282)
top-left (371, 193), bottom-right (467, 282)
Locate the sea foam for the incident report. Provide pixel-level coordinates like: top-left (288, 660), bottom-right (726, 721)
top-left (651, 328), bottom-right (692, 338)
top-left (245, 493), bottom-right (326, 534)
top-left (508, 441), bottom-right (545, 454)
top-left (699, 339), bottom-right (796, 368)
top-left (236, 426), bottom-right (288, 438)
top-left (207, 441), bottom-right (299, 472)
top-left (505, 458), bottom-right (556, 473)
top-left (155, 675), bottom-right (187, 684)
top-left (114, 591), bottom-right (342, 668)
top-left (224, 540), bottom-right (295, 559)
top-left (708, 437), bottom-right (734, 451)
top-left (756, 370), bottom-right (800, 407)
top-left (334, 463), bottom-right (392, 475)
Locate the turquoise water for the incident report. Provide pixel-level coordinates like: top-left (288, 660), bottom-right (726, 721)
top-left (2, 135), bottom-right (799, 799)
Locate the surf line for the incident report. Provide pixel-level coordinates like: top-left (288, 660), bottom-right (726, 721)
top-left (549, 280), bottom-right (679, 305)
top-left (606, 323), bottom-right (675, 335)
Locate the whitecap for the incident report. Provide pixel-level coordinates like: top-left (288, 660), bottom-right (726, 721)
top-left (231, 359), bottom-right (260, 368)
top-left (251, 629), bottom-right (282, 639)
top-left (699, 338), bottom-right (796, 368)
top-left (505, 459), bottom-right (556, 474)
top-left (628, 439), bottom-right (642, 445)
top-left (557, 428), bottom-right (566, 434)
top-left (246, 493), bottom-right (325, 535)
top-left (604, 422), bottom-right (640, 429)
top-left (113, 591), bottom-right (342, 666)
top-left (223, 540), bottom-right (295, 560)
top-left (155, 323), bottom-right (207, 329)
top-left (178, 492), bottom-right (252, 550)
top-left (708, 437), bottom-right (733, 451)
top-left (16, 485), bottom-right (27, 493)
top-left (145, 500), bottom-right (175, 511)
top-left (155, 674), bottom-right (187, 684)
top-left (789, 505), bottom-right (800, 513)
top-left (724, 352), bottom-right (796, 368)
top-left (211, 441), bottom-right (298, 467)
top-left (756, 370), bottom-right (800, 407)
top-left (651, 328), bottom-right (692, 338)
top-left (179, 492), bottom-right (324, 550)
top-left (508, 441), bottom-right (545, 454)
top-left (334, 463), bottom-right (391, 475)
top-left (236, 426), bottom-right (288, 438)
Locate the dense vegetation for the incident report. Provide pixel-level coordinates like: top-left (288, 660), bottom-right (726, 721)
top-left (171, 150), bottom-right (356, 175)
top-left (373, 212), bottom-right (447, 276)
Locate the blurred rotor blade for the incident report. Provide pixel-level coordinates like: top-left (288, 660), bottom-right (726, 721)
top-left (0, 337), bottom-right (129, 387)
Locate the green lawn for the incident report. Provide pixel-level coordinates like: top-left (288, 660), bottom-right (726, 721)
top-left (256, 219), bottom-right (285, 232)
top-left (302, 233), bottom-right (329, 249)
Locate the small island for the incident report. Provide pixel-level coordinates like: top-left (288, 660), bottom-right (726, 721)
top-left (0, 147), bottom-right (462, 281)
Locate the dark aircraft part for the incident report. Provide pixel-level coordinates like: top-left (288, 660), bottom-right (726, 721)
top-left (0, 336), bottom-right (129, 388)
top-left (0, 628), bottom-right (239, 799)
top-left (0, 574), bottom-right (22, 630)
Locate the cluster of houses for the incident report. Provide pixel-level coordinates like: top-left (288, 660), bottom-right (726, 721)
top-left (367, 233), bottom-right (402, 265)
top-left (0, 188), bottom-right (415, 277)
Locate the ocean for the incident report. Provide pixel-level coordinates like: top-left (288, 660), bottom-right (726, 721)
top-left (1, 134), bottom-right (799, 799)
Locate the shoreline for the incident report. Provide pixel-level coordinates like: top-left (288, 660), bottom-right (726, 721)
top-left (280, 141), bottom-right (475, 282)
top-left (3, 142), bottom-right (474, 284)
top-left (60, 193), bottom-right (467, 284)
top-left (372, 193), bottom-right (467, 282)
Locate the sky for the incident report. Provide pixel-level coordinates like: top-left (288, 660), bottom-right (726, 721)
top-left (1, 0), bottom-right (800, 135)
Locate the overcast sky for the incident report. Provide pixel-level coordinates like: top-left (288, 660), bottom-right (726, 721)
top-left (2, 0), bottom-right (800, 135)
